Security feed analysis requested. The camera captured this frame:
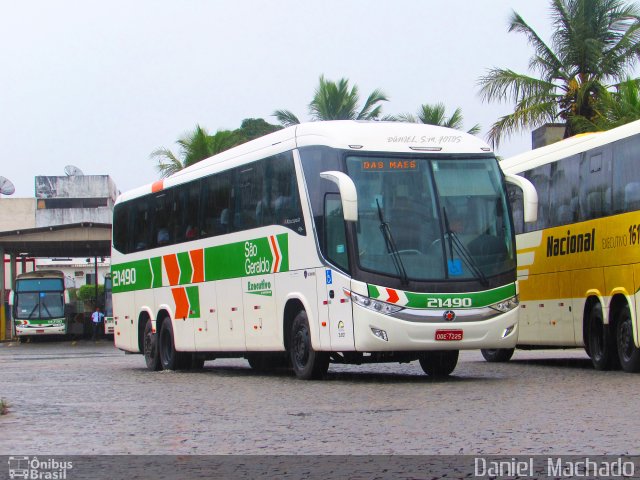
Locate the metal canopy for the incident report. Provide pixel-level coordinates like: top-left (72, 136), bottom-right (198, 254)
top-left (0, 222), bottom-right (111, 258)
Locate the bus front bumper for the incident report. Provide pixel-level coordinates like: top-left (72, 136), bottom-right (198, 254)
top-left (352, 304), bottom-right (519, 352)
top-left (15, 324), bottom-right (67, 336)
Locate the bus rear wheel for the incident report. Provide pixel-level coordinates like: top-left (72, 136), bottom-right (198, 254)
top-left (481, 348), bottom-right (515, 363)
top-left (158, 318), bottom-right (189, 370)
top-left (587, 303), bottom-right (617, 371)
top-left (289, 311), bottom-right (329, 380)
top-left (616, 306), bottom-right (640, 373)
top-left (143, 318), bottom-right (161, 371)
top-left (419, 350), bottom-right (458, 377)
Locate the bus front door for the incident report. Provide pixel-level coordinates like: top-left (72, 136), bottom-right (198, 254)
top-left (323, 268), bottom-right (354, 351)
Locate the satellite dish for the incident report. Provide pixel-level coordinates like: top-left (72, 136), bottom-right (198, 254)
top-left (0, 176), bottom-right (15, 195)
top-left (64, 165), bottom-right (84, 176)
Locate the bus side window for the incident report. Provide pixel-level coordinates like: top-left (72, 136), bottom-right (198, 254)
top-left (524, 164), bottom-right (551, 232)
top-left (579, 149), bottom-right (612, 220)
top-left (113, 204), bottom-right (129, 253)
top-left (131, 201), bottom-right (150, 251)
top-left (549, 154), bottom-right (579, 226)
top-left (506, 184), bottom-right (524, 235)
top-left (613, 136), bottom-right (640, 213)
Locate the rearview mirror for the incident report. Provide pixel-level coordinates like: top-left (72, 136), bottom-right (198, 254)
top-left (320, 171), bottom-right (358, 222)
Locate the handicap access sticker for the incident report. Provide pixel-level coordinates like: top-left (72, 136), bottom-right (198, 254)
top-left (326, 270), bottom-right (333, 285)
top-left (448, 259), bottom-right (463, 276)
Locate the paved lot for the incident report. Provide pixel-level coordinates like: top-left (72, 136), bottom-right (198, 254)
top-left (0, 339), bottom-right (637, 456)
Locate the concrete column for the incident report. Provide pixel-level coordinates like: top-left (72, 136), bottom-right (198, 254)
top-left (9, 254), bottom-right (16, 339)
top-left (0, 246), bottom-right (4, 340)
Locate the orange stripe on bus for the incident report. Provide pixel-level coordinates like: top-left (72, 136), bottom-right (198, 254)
top-left (151, 180), bottom-right (164, 193)
top-left (171, 287), bottom-right (190, 319)
top-left (190, 249), bottom-right (204, 283)
top-left (163, 254), bottom-right (180, 286)
top-left (269, 235), bottom-right (281, 272)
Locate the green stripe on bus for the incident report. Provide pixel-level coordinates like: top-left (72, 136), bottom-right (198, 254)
top-left (186, 286), bottom-right (200, 318)
top-left (150, 257), bottom-right (162, 288)
top-left (367, 282), bottom-right (516, 309)
top-left (177, 252), bottom-right (193, 285)
top-left (112, 234), bottom-right (289, 293)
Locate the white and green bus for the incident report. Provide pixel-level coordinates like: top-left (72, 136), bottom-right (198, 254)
top-left (10, 270), bottom-right (71, 336)
top-left (111, 121), bottom-right (536, 379)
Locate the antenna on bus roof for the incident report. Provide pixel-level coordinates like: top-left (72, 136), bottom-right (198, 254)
top-left (64, 165), bottom-right (84, 176)
top-left (0, 176), bottom-right (15, 196)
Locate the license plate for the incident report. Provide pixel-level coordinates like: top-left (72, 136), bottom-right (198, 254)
top-left (435, 329), bottom-right (463, 341)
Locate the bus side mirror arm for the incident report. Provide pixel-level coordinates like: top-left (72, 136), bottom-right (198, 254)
top-left (8, 291), bottom-right (14, 306)
top-left (320, 171), bottom-right (358, 222)
top-left (505, 173), bottom-right (538, 223)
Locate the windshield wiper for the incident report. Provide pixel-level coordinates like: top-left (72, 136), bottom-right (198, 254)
top-left (376, 199), bottom-right (409, 286)
top-left (442, 208), bottom-right (488, 287)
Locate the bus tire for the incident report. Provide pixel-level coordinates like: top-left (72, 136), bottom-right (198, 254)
top-left (158, 318), bottom-right (188, 371)
top-left (143, 318), bottom-right (161, 371)
top-left (587, 303), bottom-right (616, 371)
top-left (616, 305), bottom-right (640, 373)
top-left (419, 350), bottom-right (458, 377)
top-left (289, 311), bottom-right (329, 380)
top-left (480, 348), bottom-right (515, 363)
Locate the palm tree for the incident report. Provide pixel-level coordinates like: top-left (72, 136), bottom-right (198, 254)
top-left (573, 78), bottom-right (640, 130)
top-left (152, 125), bottom-right (240, 178)
top-left (273, 75), bottom-right (389, 126)
top-left (396, 103), bottom-right (481, 134)
top-left (477, 0), bottom-right (640, 147)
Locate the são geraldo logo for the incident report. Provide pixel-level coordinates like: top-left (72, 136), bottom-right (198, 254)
top-left (8, 456), bottom-right (73, 479)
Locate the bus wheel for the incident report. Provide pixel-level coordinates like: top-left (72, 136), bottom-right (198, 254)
top-left (158, 318), bottom-right (188, 370)
top-left (419, 350), bottom-right (458, 377)
top-left (588, 303), bottom-right (616, 370)
top-left (480, 348), bottom-right (515, 363)
top-left (143, 318), bottom-right (161, 371)
top-left (289, 311), bottom-right (329, 380)
top-left (616, 306), bottom-right (640, 373)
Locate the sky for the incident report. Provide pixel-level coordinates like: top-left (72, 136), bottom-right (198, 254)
top-left (0, 0), bottom-right (556, 198)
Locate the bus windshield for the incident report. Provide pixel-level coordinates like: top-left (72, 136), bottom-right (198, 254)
top-left (346, 155), bottom-right (515, 281)
top-left (15, 278), bottom-right (65, 320)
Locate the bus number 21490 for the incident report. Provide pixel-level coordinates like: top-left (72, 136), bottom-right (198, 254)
top-left (113, 268), bottom-right (137, 287)
top-left (426, 297), bottom-right (472, 308)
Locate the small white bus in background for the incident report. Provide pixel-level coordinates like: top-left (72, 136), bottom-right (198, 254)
top-left (488, 119), bottom-right (640, 372)
top-left (111, 120), bottom-right (536, 379)
top-left (10, 270), bottom-right (71, 336)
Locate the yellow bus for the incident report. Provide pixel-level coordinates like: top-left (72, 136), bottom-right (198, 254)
top-left (492, 120), bottom-right (640, 372)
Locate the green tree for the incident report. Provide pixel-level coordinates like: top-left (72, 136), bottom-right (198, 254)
top-left (235, 118), bottom-right (282, 141)
top-left (273, 75), bottom-right (389, 126)
top-left (396, 103), bottom-right (481, 134)
top-left (478, 0), bottom-right (640, 147)
top-left (152, 125), bottom-right (240, 178)
top-left (576, 78), bottom-right (640, 130)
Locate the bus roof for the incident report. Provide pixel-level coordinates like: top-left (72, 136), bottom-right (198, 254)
top-left (16, 270), bottom-right (65, 280)
top-left (501, 119), bottom-right (640, 175)
top-left (117, 121), bottom-right (492, 204)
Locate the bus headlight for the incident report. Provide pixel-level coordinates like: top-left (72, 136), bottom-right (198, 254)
top-left (346, 290), bottom-right (404, 315)
top-left (489, 295), bottom-right (519, 313)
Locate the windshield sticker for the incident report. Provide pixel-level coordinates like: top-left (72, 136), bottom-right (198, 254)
top-left (447, 259), bottom-right (463, 276)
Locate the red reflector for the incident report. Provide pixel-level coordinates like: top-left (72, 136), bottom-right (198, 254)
top-left (36, 329), bottom-right (45, 333)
